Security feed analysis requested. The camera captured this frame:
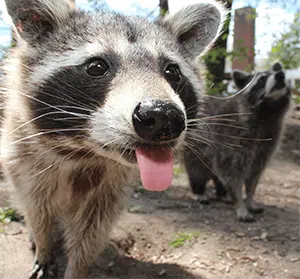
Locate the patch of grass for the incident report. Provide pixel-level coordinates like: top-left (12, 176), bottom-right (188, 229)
top-left (0, 207), bottom-right (18, 224)
top-left (173, 166), bottom-right (184, 177)
top-left (169, 232), bottom-right (200, 248)
top-left (136, 186), bottom-right (147, 194)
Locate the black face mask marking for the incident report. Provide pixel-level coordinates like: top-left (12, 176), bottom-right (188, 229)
top-left (159, 56), bottom-right (198, 120)
top-left (30, 52), bottom-right (121, 136)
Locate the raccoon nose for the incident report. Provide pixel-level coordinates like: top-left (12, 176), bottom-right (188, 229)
top-left (275, 71), bottom-right (285, 81)
top-left (132, 100), bottom-right (185, 142)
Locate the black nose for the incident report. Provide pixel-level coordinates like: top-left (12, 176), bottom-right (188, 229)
top-left (275, 71), bottom-right (285, 81)
top-left (132, 100), bottom-right (185, 142)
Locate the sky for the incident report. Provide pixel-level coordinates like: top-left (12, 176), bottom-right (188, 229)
top-left (0, 0), bottom-right (298, 61)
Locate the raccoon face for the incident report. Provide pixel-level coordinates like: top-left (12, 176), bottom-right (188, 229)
top-left (5, 0), bottom-right (225, 190)
top-left (232, 62), bottom-right (290, 105)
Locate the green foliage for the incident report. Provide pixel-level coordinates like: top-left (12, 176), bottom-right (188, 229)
top-left (173, 166), bottom-right (184, 177)
top-left (0, 207), bottom-right (18, 224)
top-left (266, 12), bottom-right (300, 70)
top-left (169, 232), bottom-right (200, 248)
top-left (159, 8), bottom-right (168, 17)
top-left (205, 71), bottom-right (227, 96)
top-left (293, 95), bottom-right (300, 104)
top-left (203, 1), bottom-right (232, 96)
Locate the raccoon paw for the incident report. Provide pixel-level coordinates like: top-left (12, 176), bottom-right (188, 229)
top-left (196, 194), bottom-right (210, 205)
top-left (29, 260), bottom-right (57, 279)
top-left (248, 205), bottom-right (264, 214)
top-left (246, 200), bottom-right (264, 214)
top-left (236, 207), bottom-right (255, 222)
top-left (217, 194), bottom-right (233, 204)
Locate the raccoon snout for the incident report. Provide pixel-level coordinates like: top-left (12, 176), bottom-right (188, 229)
top-left (275, 71), bottom-right (285, 81)
top-left (132, 100), bottom-right (185, 142)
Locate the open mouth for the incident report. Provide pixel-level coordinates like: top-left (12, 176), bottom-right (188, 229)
top-left (109, 141), bottom-right (178, 192)
top-left (117, 141), bottom-right (177, 163)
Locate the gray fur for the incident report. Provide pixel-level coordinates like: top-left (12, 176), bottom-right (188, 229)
top-left (5, 0), bottom-right (73, 44)
top-left (162, 1), bottom-right (227, 61)
top-left (1, 0), bottom-right (226, 278)
top-left (184, 63), bottom-right (291, 222)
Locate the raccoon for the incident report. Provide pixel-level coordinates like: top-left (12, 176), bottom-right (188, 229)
top-left (184, 63), bottom-right (291, 222)
top-left (1, 0), bottom-right (225, 278)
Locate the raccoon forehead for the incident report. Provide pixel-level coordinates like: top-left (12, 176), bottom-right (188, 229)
top-left (26, 43), bottom-right (186, 86)
top-left (26, 40), bottom-right (192, 88)
top-left (24, 11), bottom-right (177, 59)
top-left (22, 12), bottom-right (184, 83)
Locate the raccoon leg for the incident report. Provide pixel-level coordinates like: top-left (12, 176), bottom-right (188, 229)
top-left (213, 175), bottom-right (227, 198)
top-left (214, 176), bottom-right (233, 204)
top-left (63, 204), bottom-right (112, 279)
top-left (245, 177), bottom-right (264, 214)
top-left (226, 179), bottom-right (255, 222)
top-left (186, 166), bottom-right (210, 204)
top-left (26, 207), bottom-right (57, 279)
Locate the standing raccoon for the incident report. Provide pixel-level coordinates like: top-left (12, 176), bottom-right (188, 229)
top-left (1, 0), bottom-right (225, 278)
top-left (184, 63), bottom-right (291, 222)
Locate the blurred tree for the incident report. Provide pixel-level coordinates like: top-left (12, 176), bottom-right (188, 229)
top-left (203, 0), bottom-right (232, 96)
top-left (266, 11), bottom-right (300, 70)
top-left (159, 0), bottom-right (169, 18)
top-left (204, 0), bottom-right (299, 95)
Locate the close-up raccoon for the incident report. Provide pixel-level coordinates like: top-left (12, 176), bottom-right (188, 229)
top-left (0, 0), bottom-right (226, 278)
top-left (184, 62), bottom-right (291, 222)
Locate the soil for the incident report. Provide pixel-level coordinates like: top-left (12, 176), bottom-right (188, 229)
top-left (0, 111), bottom-right (299, 279)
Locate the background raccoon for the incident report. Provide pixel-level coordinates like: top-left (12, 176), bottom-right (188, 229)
top-left (184, 62), bottom-right (291, 222)
top-left (0, 0), bottom-right (225, 278)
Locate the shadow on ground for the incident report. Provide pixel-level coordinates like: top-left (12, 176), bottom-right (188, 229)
top-left (129, 182), bottom-right (300, 258)
top-left (51, 244), bottom-right (203, 279)
top-left (1, 116), bottom-right (299, 279)
top-left (279, 121), bottom-right (300, 164)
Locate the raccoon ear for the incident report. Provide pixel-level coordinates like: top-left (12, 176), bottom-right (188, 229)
top-left (4, 0), bottom-right (74, 44)
top-left (232, 70), bottom-right (250, 89)
top-left (162, 2), bottom-right (227, 61)
top-left (272, 62), bottom-right (283, 72)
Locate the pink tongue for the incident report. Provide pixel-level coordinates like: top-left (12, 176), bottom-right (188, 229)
top-left (136, 148), bottom-right (174, 191)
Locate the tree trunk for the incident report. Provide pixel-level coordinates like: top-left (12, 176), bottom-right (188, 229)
top-left (159, 0), bottom-right (169, 17)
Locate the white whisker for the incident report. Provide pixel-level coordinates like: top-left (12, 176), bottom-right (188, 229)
top-left (195, 129), bottom-right (272, 142)
top-left (10, 128), bottom-right (89, 145)
top-left (7, 111), bottom-right (89, 136)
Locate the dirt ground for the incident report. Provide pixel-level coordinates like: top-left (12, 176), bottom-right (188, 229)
top-left (0, 111), bottom-right (299, 279)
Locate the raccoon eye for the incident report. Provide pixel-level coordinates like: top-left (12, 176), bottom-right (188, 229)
top-left (85, 59), bottom-right (109, 76)
top-left (164, 64), bottom-right (182, 83)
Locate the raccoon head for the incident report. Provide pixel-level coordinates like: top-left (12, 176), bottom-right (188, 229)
top-left (5, 0), bottom-right (226, 191)
top-left (232, 62), bottom-right (290, 106)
